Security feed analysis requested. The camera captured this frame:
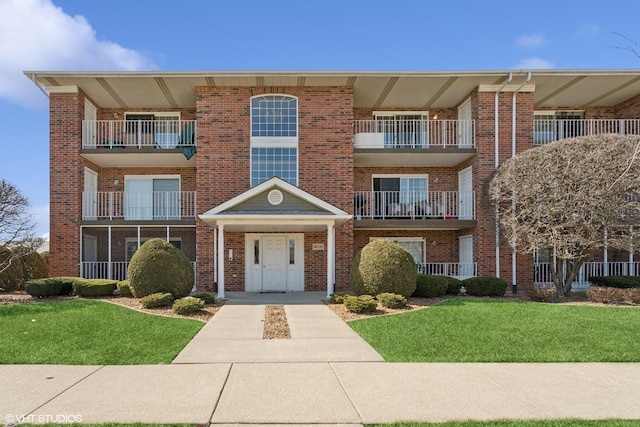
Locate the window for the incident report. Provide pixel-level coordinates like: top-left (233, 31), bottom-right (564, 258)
top-left (251, 95), bottom-right (297, 138)
top-left (124, 176), bottom-right (180, 220)
top-left (370, 237), bottom-right (425, 265)
top-left (372, 175), bottom-right (428, 217)
top-left (126, 238), bottom-right (182, 261)
top-left (250, 95), bottom-right (299, 186)
top-left (534, 111), bottom-right (585, 145)
top-left (373, 112), bottom-right (429, 148)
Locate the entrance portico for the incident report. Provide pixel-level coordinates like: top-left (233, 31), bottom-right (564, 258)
top-left (199, 177), bottom-right (351, 298)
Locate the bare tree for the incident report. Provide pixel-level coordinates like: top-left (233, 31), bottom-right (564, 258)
top-left (490, 134), bottom-right (640, 298)
top-left (0, 179), bottom-right (44, 275)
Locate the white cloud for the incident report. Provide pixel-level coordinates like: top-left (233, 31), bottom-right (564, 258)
top-left (515, 57), bottom-right (555, 69)
top-left (0, 0), bottom-right (155, 107)
top-left (515, 33), bottom-right (547, 49)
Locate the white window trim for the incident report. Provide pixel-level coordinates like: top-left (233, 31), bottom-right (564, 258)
top-left (125, 174), bottom-right (181, 183)
top-left (124, 112), bottom-right (181, 119)
top-left (250, 94), bottom-right (299, 143)
top-left (371, 174), bottom-right (430, 190)
top-left (373, 111), bottom-right (430, 117)
top-left (369, 236), bottom-right (426, 264)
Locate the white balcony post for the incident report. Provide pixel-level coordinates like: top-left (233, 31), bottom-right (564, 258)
top-left (327, 223), bottom-right (335, 299)
top-left (108, 226), bottom-right (112, 280)
top-left (217, 225), bottom-right (225, 299)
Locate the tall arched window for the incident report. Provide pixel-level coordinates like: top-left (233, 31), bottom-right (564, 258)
top-left (250, 95), bottom-right (298, 186)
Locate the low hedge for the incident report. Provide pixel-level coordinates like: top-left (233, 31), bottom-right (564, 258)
top-left (190, 292), bottom-right (216, 304)
top-left (329, 292), bottom-right (351, 304)
top-left (376, 292), bottom-right (407, 308)
top-left (116, 280), bottom-right (132, 296)
top-left (72, 279), bottom-right (117, 297)
top-left (589, 276), bottom-right (640, 289)
top-left (586, 286), bottom-right (640, 305)
top-left (462, 276), bottom-right (508, 296)
top-left (173, 297), bottom-right (205, 314)
top-left (140, 292), bottom-right (173, 308)
top-left (344, 295), bottom-right (378, 313)
top-left (24, 277), bottom-right (78, 297)
top-left (444, 276), bottom-right (464, 294)
top-left (413, 275), bottom-right (448, 298)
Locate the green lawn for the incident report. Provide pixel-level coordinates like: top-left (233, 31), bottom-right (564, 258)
top-left (349, 299), bottom-right (640, 362)
top-left (0, 300), bottom-right (204, 364)
top-left (371, 421), bottom-right (640, 427)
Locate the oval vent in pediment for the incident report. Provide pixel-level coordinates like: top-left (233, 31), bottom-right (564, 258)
top-left (268, 189), bottom-right (283, 206)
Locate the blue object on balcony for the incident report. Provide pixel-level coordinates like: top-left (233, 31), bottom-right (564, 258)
top-left (182, 146), bottom-right (196, 160)
top-left (181, 123), bottom-right (195, 145)
top-left (155, 133), bottom-right (180, 149)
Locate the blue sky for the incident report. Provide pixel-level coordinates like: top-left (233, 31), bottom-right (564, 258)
top-left (2, 0), bottom-right (640, 237)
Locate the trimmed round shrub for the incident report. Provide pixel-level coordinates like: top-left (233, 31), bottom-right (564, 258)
top-left (444, 276), bottom-right (464, 294)
top-left (128, 238), bottom-right (194, 299)
top-left (589, 276), bottom-right (640, 289)
top-left (344, 295), bottom-right (378, 313)
top-left (351, 239), bottom-right (417, 298)
top-left (24, 278), bottom-right (61, 297)
top-left (21, 251), bottom-right (49, 283)
top-left (173, 297), bottom-right (205, 314)
top-left (413, 274), bottom-right (448, 298)
top-left (190, 292), bottom-right (216, 304)
top-left (462, 276), bottom-right (508, 296)
top-left (376, 292), bottom-right (407, 308)
top-left (72, 279), bottom-right (117, 297)
top-left (140, 292), bottom-right (173, 309)
top-left (0, 247), bottom-right (24, 291)
top-left (116, 280), bottom-right (132, 296)
top-left (329, 292), bottom-right (351, 304)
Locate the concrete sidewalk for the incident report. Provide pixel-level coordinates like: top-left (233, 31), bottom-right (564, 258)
top-left (2, 292), bottom-right (640, 425)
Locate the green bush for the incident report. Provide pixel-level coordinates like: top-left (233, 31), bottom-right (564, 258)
top-left (589, 276), bottom-right (640, 289)
top-left (21, 251), bottom-right (48, 283)
top-left (24, 278), bottom-right (61, 297)
top-left (116, 280), bottom-right (132, 296)
top-left (376, 292), bottom-right (407, 308)
top-left (0, 247), bottom-right (24, 291)
top-left (140, 292), bottom-right (174, 309)
top-left (329, 292), bottom-right (351, 304)
top-left (413, 274), bottom-right (448, 298)
top-left (351, 239), bottom-right (417, 298)
top-left (444, 276), bottom-right (464, 294)
top-left (72, 279), bottom-right (117, 297)
top-left (128, 238), bottom-right (194, 299)
top-left (190, 292), bottom-right (216, 304)
top-left (344, 295), bottom-right (378, 313)
top-left (462, 276), bottom-right (508, 296)
top-left (173, 297), bottom-right (205, 314)
top-left (55, 277), bottom-right (76, 295)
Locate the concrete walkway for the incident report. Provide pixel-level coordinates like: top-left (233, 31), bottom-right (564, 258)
top-left (2, 292), bottom-right (640, 425)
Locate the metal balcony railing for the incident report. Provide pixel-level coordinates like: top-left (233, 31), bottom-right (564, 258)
top-left (533, 118), bottom-right (640, 146)
top-left (82, 191), bottom-right (197, 220)
top-left (353, 119), bottom-right (475, 148)
top-left (82, 120), bottom-right (196, 149)
top-left (417, 262), bottom-right (477, 278)
top-left (353, 191), bottom-right (475, 220)
top-left (534, 261), bottom-right (640, 290)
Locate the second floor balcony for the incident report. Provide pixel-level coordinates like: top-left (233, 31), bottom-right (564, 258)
top-left (353, 190), bottom-right (475, 229)
top-left (353, 119), bottom-right (476, 167)
top-left (81, 120), bottom-right (197, 168)
top-left (82, 191), bottom-right (197, 221)
top-left (534, 118), bottom-right (640, 146)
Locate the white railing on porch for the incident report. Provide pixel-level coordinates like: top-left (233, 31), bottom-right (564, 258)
top-left (354, 191), bottom-right (475, 220)
top-left (533, 118), bottom-right (640, 146)
top-left (353, 119), bottom-right (475, 148)
top-left (81, 261), bottom-right (197, 284)
top-left (82, 120), bottom-right (196, 149)
top-left (534, 261), bottom-right (640, 290)
top-left (82, 191), bottom-right (197, 220)
top-left (418, 262), bottom-right (477, 278)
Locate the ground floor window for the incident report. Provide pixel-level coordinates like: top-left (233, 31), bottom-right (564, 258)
top-left (370, 237), bottom-right (425, 264)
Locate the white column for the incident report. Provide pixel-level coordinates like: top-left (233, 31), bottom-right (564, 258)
top-left (217, 224), bottom-right (225, 299)
top-left (327, 223), bottom-right (335, 298)
top-left (108, 226), bottom-right (112, 280)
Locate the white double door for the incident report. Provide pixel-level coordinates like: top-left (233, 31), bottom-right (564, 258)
top-left (245, 234), bottom-right (304, 292)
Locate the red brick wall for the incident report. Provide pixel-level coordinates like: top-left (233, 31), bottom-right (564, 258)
top-left (194, 86), bottom-right (354, 291)
top-left (49, 91), bottom-right (84, 277)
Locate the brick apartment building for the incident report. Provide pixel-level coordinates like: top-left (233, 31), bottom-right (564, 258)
top-left (27, 70), bottom-right (640, 297)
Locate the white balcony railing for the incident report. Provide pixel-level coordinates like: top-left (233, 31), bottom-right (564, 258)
top-left (353, 119), bottom-right (475, 149)
top-left (418, 262), bottom-right (477, 279)
top-left (82, 261), bottom-right (196, 285)
top-left (533, 118), bottom-right (640, 146)
top-left (82, 120), bottom-right (196, 149)
top-left (534, 261), bottom-right (640, 290)
top-left (82, 191), bottom-right (197, 220)
top-left (354, 191), bottom-right (475, 220)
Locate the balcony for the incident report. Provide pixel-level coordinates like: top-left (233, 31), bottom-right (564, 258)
top-left (82, 191), bottom-right (197, 221)
top-left (81, 120), bottom-right (197, 167)
top-left (353, 190), bottom-right (476, 229)
top-left (533, 118), bottom-right (640, 146)
top-left (353, 119), bottom-right (476, 167)
top-left (82, 261), bottom-right (196, 283)
top-left (418, 262), bottom-right (477, 280)
top-left (534, 261), bottom-right (640, 291)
